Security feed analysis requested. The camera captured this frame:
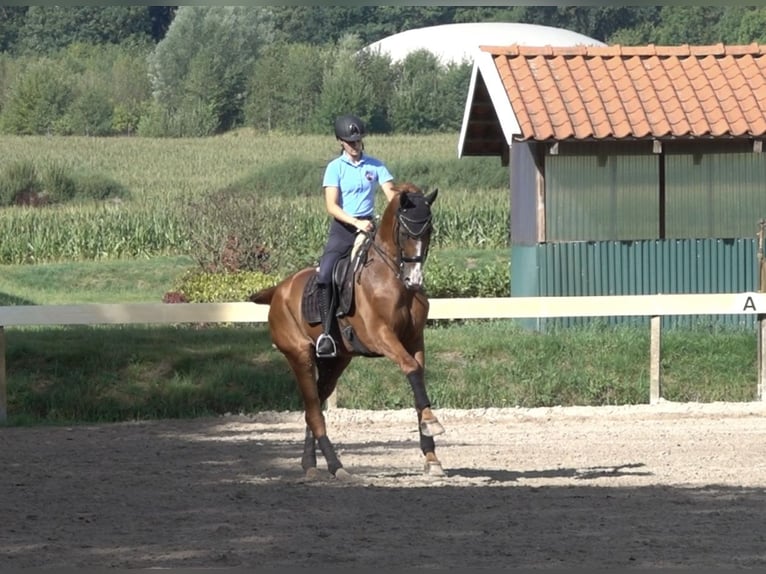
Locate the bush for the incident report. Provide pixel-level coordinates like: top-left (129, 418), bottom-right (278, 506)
top-left (0, 160), bottom-right (41, 205)
top-left (170, 269), bottom-right (279, 303)
top-left (40, 163), bottom-right (76, 203)
top-left (0, 161), bottom-right (129, 206)
top-left (178, 188), bottom-right (276, 273)
top-left (169, 258), bottom-right (508, 304)
top-left (71, 171), bottom-right (130, 201)
top-left (426, 258), bottom-right (509, 298)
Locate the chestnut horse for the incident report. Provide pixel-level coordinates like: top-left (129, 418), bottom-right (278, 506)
top-left (250, 183), bottom-right (444, 479)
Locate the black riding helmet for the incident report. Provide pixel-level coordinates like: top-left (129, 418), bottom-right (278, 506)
top-left (334, 114), bottom-right (366, 142)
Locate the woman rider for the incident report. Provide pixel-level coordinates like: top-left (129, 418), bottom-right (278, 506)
top-left (315, 113), bottom-right (396, 357)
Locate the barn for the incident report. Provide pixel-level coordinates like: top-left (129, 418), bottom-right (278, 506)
top-left (459, 43), bottom-right (766, 327)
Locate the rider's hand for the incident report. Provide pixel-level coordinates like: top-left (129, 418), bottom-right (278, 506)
top-left (355, 219), bottom-right (373, 233)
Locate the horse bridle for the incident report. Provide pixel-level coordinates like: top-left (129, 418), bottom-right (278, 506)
top-left (397, 206), bottom-right (433, 268)
top-left (365, 200), bottom-right (433, 287)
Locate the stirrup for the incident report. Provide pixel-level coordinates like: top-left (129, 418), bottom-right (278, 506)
top-left (315, 333), bottom-right (337, 358)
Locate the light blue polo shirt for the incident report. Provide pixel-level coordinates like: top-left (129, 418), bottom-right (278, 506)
top-left (322, 153), bottom-right (393, 217)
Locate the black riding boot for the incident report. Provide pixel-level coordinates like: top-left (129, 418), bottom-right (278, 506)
top-left (315, 285), bottom-right (337, 358)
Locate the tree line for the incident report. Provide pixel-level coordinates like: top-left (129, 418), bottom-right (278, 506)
top-left (1, 6), bottom-right (765, 138)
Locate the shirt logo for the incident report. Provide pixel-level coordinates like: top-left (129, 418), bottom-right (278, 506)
top-left (365, 171), bottom-right (376, 182)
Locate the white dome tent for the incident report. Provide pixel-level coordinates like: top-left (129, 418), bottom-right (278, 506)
top-left (364, 22), bottom-right (605, 65)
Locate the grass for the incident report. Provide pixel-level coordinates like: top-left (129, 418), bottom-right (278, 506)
top-left (0, 256), bottom-right (196, 304)
top-left (0, 133), bottom-right (758, 425)
top-left (5, 319), bottom-right (758, 426)
top-left (0, 251), bottom-right (757, 424)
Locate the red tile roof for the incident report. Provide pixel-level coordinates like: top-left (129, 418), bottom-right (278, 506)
top-left (480, 43), bottom-right (766, 141)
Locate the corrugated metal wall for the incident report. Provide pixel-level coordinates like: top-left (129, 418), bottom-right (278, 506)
top-left (545, 146), bottom-right (658, 241)
top-left (666, 145), bottom-right (766, 238)
top-left (535, 238), bottom-right (757, 328)
top-left (508, 139), bottom-right (766, 329)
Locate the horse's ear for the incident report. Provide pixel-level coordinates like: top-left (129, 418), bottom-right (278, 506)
top-left (425, 188), bottom-right (438, 205)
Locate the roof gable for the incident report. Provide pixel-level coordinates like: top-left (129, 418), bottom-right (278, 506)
top-left (460, 43), bottom-right (766, 157)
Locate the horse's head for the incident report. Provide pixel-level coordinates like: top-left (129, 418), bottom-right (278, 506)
top-left (382, 184), bottom-right (438, 290)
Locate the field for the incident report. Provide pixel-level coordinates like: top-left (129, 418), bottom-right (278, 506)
top-left (0, 133), bottom-right (761, 424)
top-left (3, 402), bottom-right (766, 568)
top-left (2, 135), bottom-right (766, 570)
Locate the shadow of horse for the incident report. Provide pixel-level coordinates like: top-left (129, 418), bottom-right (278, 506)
top-left (446, 462), bottom-right (651, 483)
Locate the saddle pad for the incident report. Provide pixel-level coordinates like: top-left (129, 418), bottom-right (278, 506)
top-left (301, 273), bottom-right (321, 325)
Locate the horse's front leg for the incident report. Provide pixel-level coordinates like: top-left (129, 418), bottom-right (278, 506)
top-left (406, 341), bottom-right (444, 437)
top-left (406, 369), bottom-right (445, 437)
top-left (375, 331), bottom-right (446, 475)
top-left (418, 410), bottom-right (446, 477)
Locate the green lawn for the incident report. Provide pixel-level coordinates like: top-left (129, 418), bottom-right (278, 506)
top-left (0, 256), bottom-right (196, 305)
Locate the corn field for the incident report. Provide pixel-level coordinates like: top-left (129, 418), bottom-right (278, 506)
top-left (0, 133), bottom-right (509, 264)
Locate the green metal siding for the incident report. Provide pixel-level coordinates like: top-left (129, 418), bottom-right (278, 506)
top-left (523, 238), bottom-right (757, 328)
top-left (546, 149), bottom-right (658, 241)
top-left (665, 149), bottom-right (766, 239)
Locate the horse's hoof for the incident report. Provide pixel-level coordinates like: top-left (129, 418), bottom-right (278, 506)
top-left (305, 467), bottom-right (323, 480)
top-left (424, 460), bottom-right (446, 477)
top-left (420, 417), bottom-right (445, 437)
top-left (334, 468), bottom-right (353, 481)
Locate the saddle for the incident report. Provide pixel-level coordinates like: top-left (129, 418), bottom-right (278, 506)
top-left (301, 232), bottom-right (371, 325)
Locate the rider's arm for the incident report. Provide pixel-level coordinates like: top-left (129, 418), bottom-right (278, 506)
top-left (381, 179), bottom-right (397, 202)
top-left (324, 186), bottom-right (370, 231)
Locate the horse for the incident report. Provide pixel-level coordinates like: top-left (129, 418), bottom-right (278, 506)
top-left (249, 182), bottom-right (444, 480)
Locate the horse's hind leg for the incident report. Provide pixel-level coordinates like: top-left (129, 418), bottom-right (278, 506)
top-left (316, 355), bottom-right (353, 479)
top-left (317, 355), bottom-right (351, 407)
top-left (301, 426), bottom-right (318, 476)
top-left (292, 352), bottom-right (352, 479)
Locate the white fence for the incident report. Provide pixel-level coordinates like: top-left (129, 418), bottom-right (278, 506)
top-left (1, 292), bottom-right (766, 422)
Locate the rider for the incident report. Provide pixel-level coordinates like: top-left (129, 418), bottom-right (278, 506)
top-left (315, 113), bottom-right (397, 358)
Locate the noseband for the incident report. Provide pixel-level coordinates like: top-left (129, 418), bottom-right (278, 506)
top-left (396, 204), bottom-right (432, 267)
top-left (364, 191), bottom-right (435, 288)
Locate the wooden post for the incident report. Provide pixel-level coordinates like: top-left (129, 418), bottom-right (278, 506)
top-left (757, 220), bottom-right (766, 401)
top-left (649, 315), bottom-right (661, 405)
top-left (0, 326), bottom-right (6, 423)
top-left (760, 317), bottom-right (766, 401)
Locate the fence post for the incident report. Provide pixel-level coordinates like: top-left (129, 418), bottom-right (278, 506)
top-left (649, 315), bottom-right (661, 404)
top-left (760, 317), bottom-right (766, 401)
top-left (0, 326), bottom-right (6, 423)
top-left (757, 220), bottom-right (766, 401)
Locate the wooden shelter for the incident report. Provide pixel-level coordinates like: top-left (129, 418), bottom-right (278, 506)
top-left (459, 43), bottom-right (766, 326)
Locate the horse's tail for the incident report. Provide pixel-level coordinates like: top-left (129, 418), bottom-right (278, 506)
top-left (249, 285), bottom-right (277, 305)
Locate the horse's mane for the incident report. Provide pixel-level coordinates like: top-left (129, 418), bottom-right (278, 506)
top-left (391, 182), bottom-right (423, 195)
top-left (381, 182), bottom-right (419, 228)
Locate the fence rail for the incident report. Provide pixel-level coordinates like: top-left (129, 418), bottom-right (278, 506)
top-left (2, 293), bottom-right (765, 422)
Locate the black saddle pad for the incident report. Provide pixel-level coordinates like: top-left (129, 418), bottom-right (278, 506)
top-left (301, 252), bottom-right (361, 325)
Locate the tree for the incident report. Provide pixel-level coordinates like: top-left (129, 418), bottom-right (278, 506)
top-left (718, 7), bottom-right (766, 44)
top-left (246, 41), bottom-right (329, 133)
top-left (0, 7), bottom-right (28, 53)
top-left (0, 58), bottom-right (74, 134)
top-left (314, 34), bottom-right (394, 135)
top-left (389, 50), bottom-right (469, 134)
top-left (15, 7), bottom-right (158, 55)
top-left (146, 6), bottom-right (275, 136)
top-left (653, 7), bottom-right (726, 45)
